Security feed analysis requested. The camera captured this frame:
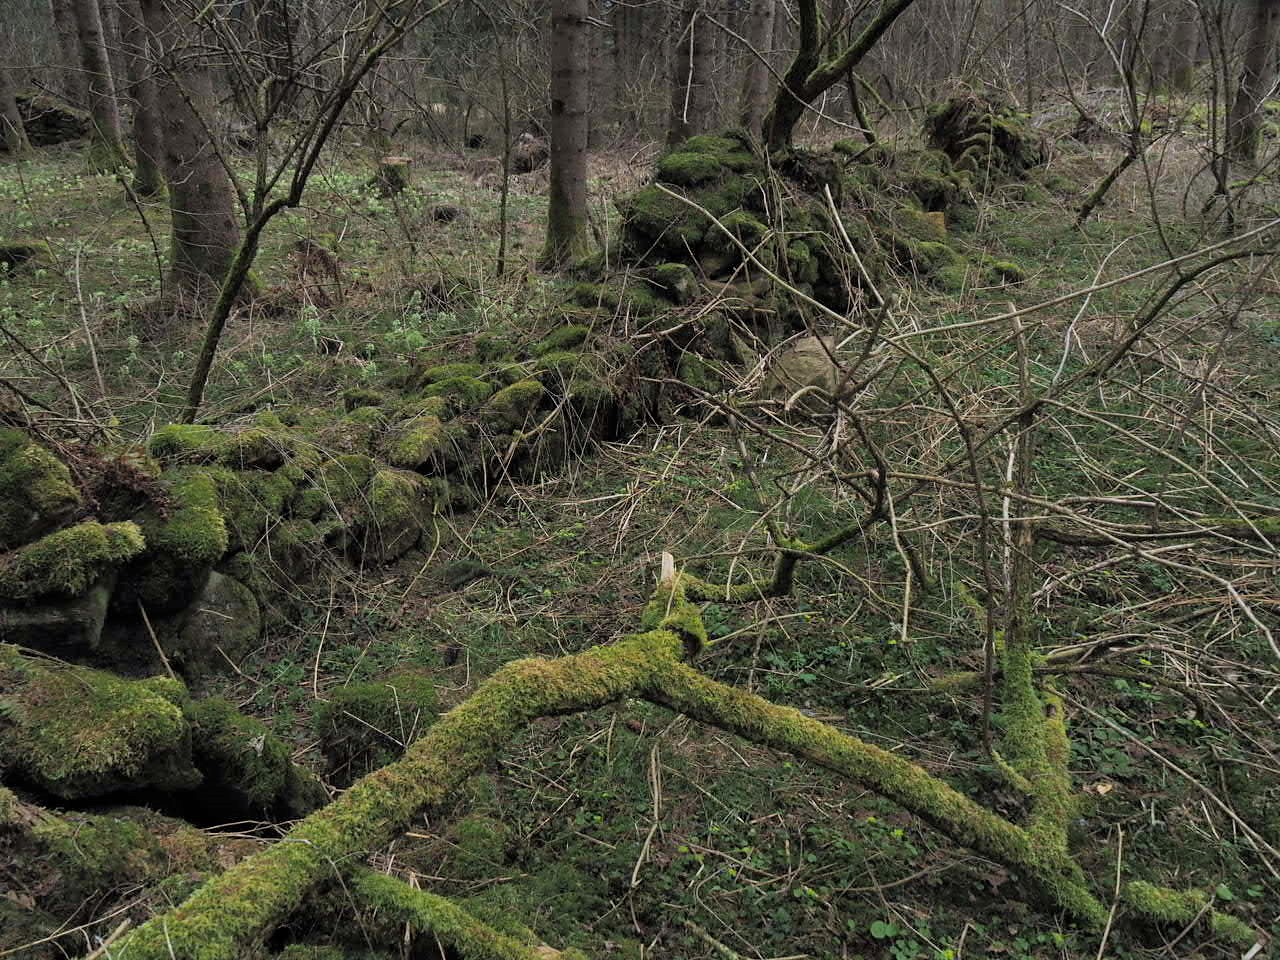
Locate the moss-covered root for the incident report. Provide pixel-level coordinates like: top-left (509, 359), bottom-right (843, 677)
top-left (348, 868), bottom-right (579, 960)
top-left (107, 630), bottom-right (685, 960)
top-left (1122, 881), bottom-right (1259, 948)
top-left (646, 659), bottom-right (1108, 929)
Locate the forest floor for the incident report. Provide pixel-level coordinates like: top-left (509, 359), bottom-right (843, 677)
top-left (1, 117), bottom-right (1279, 960)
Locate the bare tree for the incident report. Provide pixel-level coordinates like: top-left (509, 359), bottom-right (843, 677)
top-left (540, 0), bottom-right (592, 268)
top-left (71, 0), bottom-right (126, 169)
top-left (763, 0), bottom-right (917, 149)
top-left (1226, 0), bottom-right (1280, 163)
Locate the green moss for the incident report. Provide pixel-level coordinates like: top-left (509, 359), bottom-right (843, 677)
top-left (483, 380), bottom-right (545, 433)
top-left (1123, 881), bottom-right (1257, 946)
top-left (534, 324), bottom-right (590, 356)
top-left (0, 645), bottom-right (200, 798)
top-left (571, 280), bottom-right (666, 317)
top-left (910, 240), bottom-right (965, 277)
top-left (0, 520), bottom-right (145, 601)
top-left (421, 376), bottom-right (494, 410)
top-left (148, 416), bottom-right (316, 472)
top-left (361, 468), bottom-right (431, 562)
top-left (341, 387), bottom-right (384, 411)
top-left (314, 668), bottom-right (440, 785)
top-left (419, 362), bottom-right (486, 384)
top-left (187, 697), bottom-right (288, 809)
top-left (618, 184), bottom-right (708, 258)
top-left (657, 151), bottom-right (724, 186)
top-left (0, 428), bottom-right (82, 550)
top-left (125, 470), bottom-right (229, 612)
top-left (648, 261), bottom-right (699, 304)
top-left (384, 415), bottom-right (469, 471)
top-left (206, 466), bottom-right (296, 553)
top-left (448, 814), bottom-right (510, 880)
top-left (985, 258), bottom-right (1027, 283)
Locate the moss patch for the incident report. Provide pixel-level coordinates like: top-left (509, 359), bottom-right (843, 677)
top-left (0, 645), bottom-right (200, 799)
top-left (0, 520), bottom-right (145, 601)
top-left (0, 429), bottom-right (83, 550)
top-left (314, 667), bottom-right (440, 786)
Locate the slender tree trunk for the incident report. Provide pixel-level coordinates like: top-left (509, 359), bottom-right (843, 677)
top-left (1167, 13), bottom-right (1199, 92)
top-left (540, 0), bottom-right (592, 269)
top-left (142, 0), bottom-right (242, 301)
top-left (71, 0), bottom-right (126, 170)
top-left (1226, 0), bottom-right (1280, 163)
top-left (740, 0), bottom-right (777, 139)
top-left (0, 67), bottom-right (32, 155)
top-left (49, 0), bottom-right (86, 103)
top-left (668, 0), bottom-right (713, 145)
top-left (119, 0), bottom-right (162, 196)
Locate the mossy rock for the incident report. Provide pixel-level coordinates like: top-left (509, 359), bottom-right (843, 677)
top-left (172, 571), bottom-right (261, 677)
top-left (352, 468), bottom-right (435, 565)
top-left (0, 428), bottom-right (83, 551)
top-left (0, 521), bottom-right (145, 602)
top-left (656, 150), bottom-right (724, 186)
top-left (341, 387), bottom-right (384, 411)
top-left (534, 324), bottom-right (591, 356)
top-left (482, 380), bottom-right (545, 433)
top-left (314, 667), bottom-right (439, 786)
top-left (761, 336), bottom-right (845, 414)
top-left (0, 241), bottom-right (53, 272)
top-left (0, 578), bottom-right (112, 659)
top-left (420, 376), bottom-right (495, 412)
top-left (383, 414), bottom-right (471, 474)
top-left (0, 645), bottom-right (201, 799)
top-left (186, 696), bottom-right (326, 821)
top-left (924, 93), bottom-right (1046, 186)
top-left (117, 471), bottom-right (228, 614)
top-left (148, 414), bottom-right (320, 472)
top-left (571, 280), bottom-right (667, 317)
top-left (206, 466), bottom-right (296, 554)
top-left (646, 262), bottom-right (699, 304)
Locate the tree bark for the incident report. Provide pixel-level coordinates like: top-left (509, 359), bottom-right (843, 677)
top-left (0, 67), bottom-right (32, 154)
top-left (49, 0), bottom-right (86, 104)
top-left (119, 0), bottom-right (162, 196)
top-left (1226, 0), bottom-right (1280, 163)
top-left (667, 0), bottom-right (713, 145)
top-left (740, 0), bottom-right (777, 139)
top-left (70, 0), bottom-right (126, 170)
top-left (540, 0), bottom-right (592, 269)
top-left (141, 0), bottom-right (242, 301)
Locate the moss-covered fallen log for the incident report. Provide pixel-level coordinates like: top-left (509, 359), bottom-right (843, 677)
top-left (107, 629), bottom-right (685, 960)
top-left (100, 568), bottom-right (1260, 959)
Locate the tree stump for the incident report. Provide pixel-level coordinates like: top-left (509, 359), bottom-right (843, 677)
top-left (375, 155), bottom-right (412, 197)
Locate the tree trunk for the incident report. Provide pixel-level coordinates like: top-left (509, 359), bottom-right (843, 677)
top-left (540, 0), bottom-right (592, 269)
top-left (0, 67), bottom-right (32, 154)
top-left (142, 0), bottom-right (242, 301)
top-left (668, 0), bottom-right (713, 145)
top-left (119, 0), bottom-right (162, 196)
top-left (49, 0), bottom-right (86, 104)
top-left (1226, 0), bottom-right (1280, 163)
top-left (71, 0), bottom-right (126, 170)
top-left (740, 0), bottom-right (777, 139)
top-left (1166, 13), bottom-right (1199, 92)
